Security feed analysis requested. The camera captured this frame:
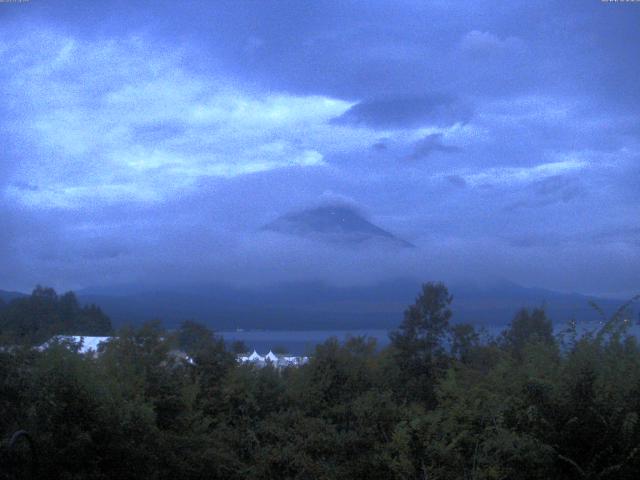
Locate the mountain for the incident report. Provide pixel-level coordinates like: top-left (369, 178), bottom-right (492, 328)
top-left (263, 205), bottom-right (414, 247)
top-left (76, 280), bottom-right (631, 331)
top-left (0, 289), bottom-right (26, 303)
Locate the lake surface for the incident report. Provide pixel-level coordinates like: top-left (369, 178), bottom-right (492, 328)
top-left (219, 329), bottom-right (391, 355)
top-left (220, 321), bottom-right (640, 355)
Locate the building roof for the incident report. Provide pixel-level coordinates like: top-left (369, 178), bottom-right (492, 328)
top-left (265, 350), bottom-right (278, 362)
top-left (247, 350), bottom-right (265, 362)
top-left (40, 335), bottom-right (112, 354)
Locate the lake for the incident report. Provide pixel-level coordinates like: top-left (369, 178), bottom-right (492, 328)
top-left (219, 329), bottom-right (392, 355)
top-left (219, 321), bottom-right (640, 355)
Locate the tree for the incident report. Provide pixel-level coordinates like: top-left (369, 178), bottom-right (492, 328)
top-left (0, 287), bottom-right (112, 345)
top-left (501, 307), bottom-right (554, 360)
top-left (273, 345), bottom-right (288, 355)
top-left (175, 321), bottom-right (236, 416)
top-left (231, 340), bottom-right (248, 355)
top-left (178, 320), bottom-right (216, 356)
top-left (450, 323), bottom-right (479, 364)
top-left (389, 282), bottom-right (453, 405)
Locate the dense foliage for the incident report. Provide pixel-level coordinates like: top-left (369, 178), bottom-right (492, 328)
top-left (1, 283), bottom-right (639, 479)
top-left (0, 287), bottom-right (112, 346)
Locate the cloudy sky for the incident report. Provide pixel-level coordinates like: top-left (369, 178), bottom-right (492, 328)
top-left (1, 0), bottom-right (638, 295)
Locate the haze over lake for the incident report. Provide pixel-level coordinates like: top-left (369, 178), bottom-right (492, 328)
top-left (218, 321), bottom-right (640, 355)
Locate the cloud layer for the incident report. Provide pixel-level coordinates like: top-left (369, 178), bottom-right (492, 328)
top-left (0, 1), bottom-right (638, 296)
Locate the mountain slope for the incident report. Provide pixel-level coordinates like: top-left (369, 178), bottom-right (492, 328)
top-left (263, 205), bottom-right (414, 247)
top-left (0, 289), bottom-right (27, 303)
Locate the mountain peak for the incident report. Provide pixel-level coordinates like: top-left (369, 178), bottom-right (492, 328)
top-left (263, 205), bottom-right (414, 247)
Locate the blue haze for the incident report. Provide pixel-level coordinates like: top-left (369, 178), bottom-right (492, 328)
top-left (0, 0), bottom-right (638, 299)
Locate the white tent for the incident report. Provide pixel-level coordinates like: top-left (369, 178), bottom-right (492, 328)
top-left (248, 350), bottom-right (265, 362)
top-left (39, 335), bottom-right (112, 355)
top-left (236, 350), bottom-right (308, 368)
top-left (265, 350), bottom-right (278, 363)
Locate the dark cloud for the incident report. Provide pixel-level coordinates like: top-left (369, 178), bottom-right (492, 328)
top-left (505, 175), bottom-right (586, 211)
top-left (446, 175), bottom-right (467, 188)
top-left (372, 141), bottom-right (387, 152)
top-left (331, 94), bottom-right (471, 129)
top-left (0, 0), bottom-right (638, 296)
top-left (505, 233), bottom-right (561, 249)
top-left (589, 226), bottom-right (640, 247)
top-left (507, 225), bottom-right (640, 250)
top-left (533, 175), bottom-right (583, 200)
top-left (131, 122), bottom-right (187, 143)
top-left (10, 182), bottom-right (39, 192)
top-left (407, 134), bottom-right (460, 160)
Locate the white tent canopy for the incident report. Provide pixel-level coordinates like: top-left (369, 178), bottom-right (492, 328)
top-left (39, 336), bottom-right (112, 355)
top-left (248, 350), bottom-right (265, 362)
top-left (265, 350), bottom-right (278, 363)
top-left (237, 350), bottom-right (309, 368)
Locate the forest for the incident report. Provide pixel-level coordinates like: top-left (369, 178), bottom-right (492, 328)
top-left (0, 286), bottom-right (112, 346)
top-left (1, 283), bottom-right (640, 479)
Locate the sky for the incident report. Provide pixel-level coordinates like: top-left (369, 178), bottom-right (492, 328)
top-left (0, 0), bottom-right (638, 296)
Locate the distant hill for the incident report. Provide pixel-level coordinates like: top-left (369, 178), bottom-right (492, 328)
top-left (0, 289), bottom-right (26, 303)
top-left (77, 280), bottom-right (631, 331)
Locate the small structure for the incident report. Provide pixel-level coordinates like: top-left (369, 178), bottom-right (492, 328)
top-left (37, 337), bottom-right (309, 368)
top-left (38, 336), bottom-right (197, 365)
top-left (265, 350), bottom-right (279, 363)
top-left (168, 349), bottom-right (196, 365)
top-left (248, 350), bottom-right (265, 363)
top-left (237, 350), bottom-right (309, 369)
top-left (38, 335), bottom-right (112, 356)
